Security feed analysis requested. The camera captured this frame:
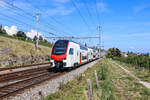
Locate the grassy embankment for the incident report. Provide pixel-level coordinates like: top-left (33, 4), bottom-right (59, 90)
top-left (0, 34), bottom-right (53, 47)
top-left (43, 59), bottom-right (150, 100)
top-left (113, 56), bottom-right (150, 69)
top-left (0, 36), bottom-right (51, 60)
top-left (114, 59), bottom-right (150, 82)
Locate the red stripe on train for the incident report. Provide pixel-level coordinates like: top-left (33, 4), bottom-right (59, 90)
top-left (51, 41), bottom-right (70, 61)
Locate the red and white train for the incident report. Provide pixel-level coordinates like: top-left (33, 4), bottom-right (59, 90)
top-left (50, 40), bottom-right (99, 69)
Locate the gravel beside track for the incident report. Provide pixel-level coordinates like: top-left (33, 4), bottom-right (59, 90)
top-left (3, 59), bottom-right (99, 100)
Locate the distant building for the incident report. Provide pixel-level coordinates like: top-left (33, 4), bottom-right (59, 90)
top-left (121, 52), bottom-right (128, 57)
top-left (136, 53), bottom-right (144, 56)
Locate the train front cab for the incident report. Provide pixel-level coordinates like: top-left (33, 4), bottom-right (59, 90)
top-left (50, 40), bottom-right (80, 70)
top-left (50, 40), bottom-right (69, 69)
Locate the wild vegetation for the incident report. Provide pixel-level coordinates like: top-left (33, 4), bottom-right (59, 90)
top-left (0, 36), bottom-right (51, 60)
top-left (113, 55), bottom-right (150, 69)
top-left (116, 60), bottom-right (150, 82)
top-left (0, 25), bottom-right (52, 47)
top-left (106, 48), bottom-right (150, 70)
top-left (106, 48), bottom-right (121, 58)
top-left (43, 59), bottom-right (150, 100)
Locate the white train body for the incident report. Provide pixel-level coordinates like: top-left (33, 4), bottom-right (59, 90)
top-left (50, 40), bottom-right (99, 69)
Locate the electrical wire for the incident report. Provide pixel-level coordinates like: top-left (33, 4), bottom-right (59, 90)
top-left (94, 0), bottom-right (101, 25)
top-left (25, 0), bottom-right (74, 36)
top-left (0, 0), bottom-right (60, 36)
top-left (0, 12), bottom-right (56, 36)
top-left (70, 0), bottom-right (92, 33)
top-left (82, 0), bottom-right (94, 24)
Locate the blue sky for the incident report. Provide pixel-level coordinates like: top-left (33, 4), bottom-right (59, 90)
top-left (0, 0), bottom-right (150, 53)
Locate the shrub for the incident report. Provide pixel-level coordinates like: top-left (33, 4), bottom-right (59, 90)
top-left (113, 55), bottom-right (150, 69)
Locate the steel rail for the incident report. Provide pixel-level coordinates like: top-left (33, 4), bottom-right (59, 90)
top-left (0, 58), bottom-right (99, 99)
top-left (0, 62), bottom-right (50, 71)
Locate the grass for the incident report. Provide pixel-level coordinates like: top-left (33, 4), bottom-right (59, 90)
top-left (0, 36), bottom-right (51, 61)
top-left (0, 34), bottom-right (53, 47)
top-left (114, 60), bottom-right (150, 82)
top-left (112, 56), bottom-right (150, 69)
top-left (107, 59), bottom-right (150, 100)
top-left (43, 61), bottom-right (102, 100)
top-left (43, 58), bottom-right (150, 100)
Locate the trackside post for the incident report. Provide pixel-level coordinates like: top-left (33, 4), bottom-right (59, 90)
top-left (94, 70), bottom-right (99, 88)
top-left (87, 79), bottom-right (93, 100)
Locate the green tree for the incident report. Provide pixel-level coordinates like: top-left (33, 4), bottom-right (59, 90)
top-left (39, 36), bottom-right (43, 41)
top-left (0, 25), bottom-right (7, 34)
top-left (16, 31), bottom-right (27, 40)
top-left (33, 36), bottom-right (37, 41)
top-left (106, 48), bottom-right (121, 58)
top-left (0, 24), bottom-right (2, 32)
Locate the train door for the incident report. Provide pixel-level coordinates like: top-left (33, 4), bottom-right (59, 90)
top-left (69, 48), bottom-right (74, 67)
top-left (87, 53), bottom-right (88, 62)
top-left (80, 53), bottom-right (82, 64)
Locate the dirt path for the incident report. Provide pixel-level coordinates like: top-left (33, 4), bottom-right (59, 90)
top-left (111, 60), bottom-right (150, 90)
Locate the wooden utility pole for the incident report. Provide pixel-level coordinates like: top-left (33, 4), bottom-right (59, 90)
top-left (94, 70), bottom-right (99, 88)
top-left (87, 79), bottom-right (93, 100)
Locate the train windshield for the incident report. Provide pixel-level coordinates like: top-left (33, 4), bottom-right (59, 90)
top-left (52, 40), bottom-right (69, 55)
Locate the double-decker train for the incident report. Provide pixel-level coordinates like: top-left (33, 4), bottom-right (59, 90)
top-left (50, 40), bottom-right (99, 70)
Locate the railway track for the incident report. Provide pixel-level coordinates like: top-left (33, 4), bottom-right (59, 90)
top-left (0, 66), bottom-right (50, 83)
top-left (0, 62), bottom-right (50, 71)
top-left (0, 59), bottom-right (98, 99)
top-left (0, 71), bottom-right (66, 99)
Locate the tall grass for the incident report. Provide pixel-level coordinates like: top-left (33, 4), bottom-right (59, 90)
top-left (113, 56), bottom-right (150, 69)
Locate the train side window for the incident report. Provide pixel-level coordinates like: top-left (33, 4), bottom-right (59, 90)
top-left (69, 48), bottom-right (74, 55)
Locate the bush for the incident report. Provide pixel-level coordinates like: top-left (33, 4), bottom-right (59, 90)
top-left (113, 55), bottom-right (150, 69)
top-left (106, 48), bottom-right (121, 58)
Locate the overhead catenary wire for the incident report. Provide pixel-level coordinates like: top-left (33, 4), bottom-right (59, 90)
top-left (25, 0), bottom-right (74, 36)
top-left (81, 0), bottom-right (94, 25)
top-left (70, 0), bottom-right (92, 33)
top-left (0, 12), bottom-right (56, 36)
top-left (0, 0), bottom-right (61, 37)
top-left (0, 15), bottom-right (31, 32)
top-left (1, 0), bottom-right (34, 17)
top-left (94, 0), bottom-right (101, 25)
top-left (45, 36), bottom-right (99, 40)
top-left (0, 17), bottom-right (31, 33)
top-left (0, 4), bottom-right (35, 26)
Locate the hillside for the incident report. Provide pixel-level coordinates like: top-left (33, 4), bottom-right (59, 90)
top-left (0, 36), bottom-right (52, 67)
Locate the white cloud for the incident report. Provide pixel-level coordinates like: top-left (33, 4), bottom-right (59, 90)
top-left (96, 2), bottom-right (109, 13)
top-left (0, 0), bottom-right (6, 7)
top-left (4, 26), bottom-right (18, 35)
top-left (45, 5), bottom-right (74, 16)
top-left (53, 0), bottom-right (70, 3)
top-left (45, 0), bottom-right (74, 16)
top-left (129, 46), bottom-right (135, 49)
top-left (26, 30), bottom-right (42, 39)
top-left (134, 4), bottom-right (150, 13)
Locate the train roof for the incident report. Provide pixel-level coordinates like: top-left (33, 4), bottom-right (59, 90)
top-left (56, 39), bottom-right (95, 50)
